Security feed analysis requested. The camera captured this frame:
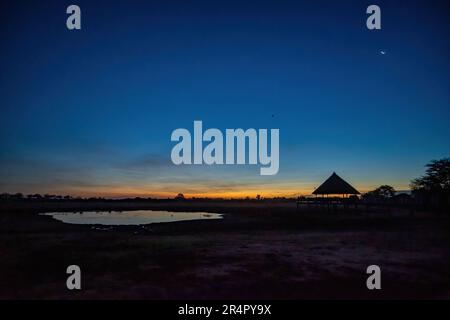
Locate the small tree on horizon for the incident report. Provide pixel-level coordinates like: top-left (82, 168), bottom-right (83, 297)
top-left (365, 185), bottom-right (396, 200)
top-left (375, 185), bottom-right (396, 198)
top-left (175, 193), bottom-right (186, 200)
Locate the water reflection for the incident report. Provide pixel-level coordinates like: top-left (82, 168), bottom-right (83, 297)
top-left (41, 210), bottom-right (223, 225)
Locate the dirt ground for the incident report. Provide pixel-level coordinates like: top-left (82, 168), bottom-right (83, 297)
top-left (1, 200), bottom-right (449, 299)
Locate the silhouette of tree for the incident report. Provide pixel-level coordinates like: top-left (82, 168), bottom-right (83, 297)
top-left (411, 158), bottom-right (450, 192)
top-left (175, 193), bottom-right (185, 200)
top-left (411, 158), bottom-right (450, 211)
top-left (373, 185), bottom-right (396, 198)
top-left (364, 185), bottom-right (395, 202)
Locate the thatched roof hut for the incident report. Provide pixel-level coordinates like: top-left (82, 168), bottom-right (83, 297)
top-left (312, 172), bottom-right (360, 196)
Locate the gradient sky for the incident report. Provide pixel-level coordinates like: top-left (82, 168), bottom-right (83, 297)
top-left (1, 0), bottom-right (449, 198)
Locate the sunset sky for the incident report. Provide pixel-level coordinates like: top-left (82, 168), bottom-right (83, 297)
top-left (1, 0), bottom-right (449, 198)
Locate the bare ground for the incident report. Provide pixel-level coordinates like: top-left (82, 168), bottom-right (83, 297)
top-left (0, 200), bottom-right (449, 299)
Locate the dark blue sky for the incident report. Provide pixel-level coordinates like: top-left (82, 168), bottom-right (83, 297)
top-left (1, 0), bottom-right (449, 197)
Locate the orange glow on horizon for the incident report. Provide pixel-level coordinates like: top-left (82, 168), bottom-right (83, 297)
top-left (49, 181), bottom-right (411, 199)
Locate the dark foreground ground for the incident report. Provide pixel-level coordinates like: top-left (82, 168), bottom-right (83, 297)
top-left (0, 200), bottom-right (449, 299)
